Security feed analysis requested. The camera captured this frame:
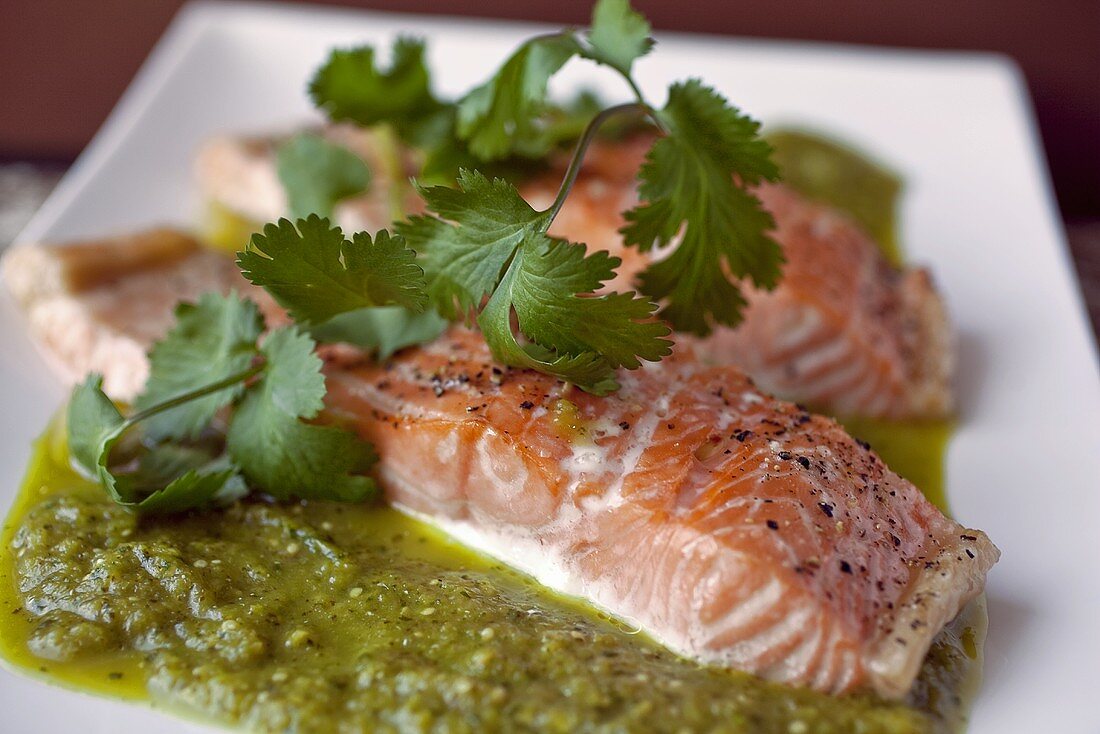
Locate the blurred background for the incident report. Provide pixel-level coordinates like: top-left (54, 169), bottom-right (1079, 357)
top-left (1, 0), bottom-right (1097, 335)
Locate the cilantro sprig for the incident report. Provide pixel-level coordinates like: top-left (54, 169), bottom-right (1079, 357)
top-left (67, 293), bottom-right (386, 513)
top-left (437, 0), bottom-right (781, 335)
top-left (400, 167), bottom-right (671, 393)
top-left (239, 216), bottom-right (426, 325)
top-left (300, 0), bottom-right (782, 372)
top-left (275, 133), bottom-right (372, 220)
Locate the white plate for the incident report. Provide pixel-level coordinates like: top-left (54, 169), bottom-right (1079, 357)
top-left (2, 2), bottom-right (1099, 732)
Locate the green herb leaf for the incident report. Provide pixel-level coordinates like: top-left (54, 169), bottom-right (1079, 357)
top-left (239, 216), bottom-right (427, 325)
top-left (584, 0), bottom-right (653, 75)
top-left (456, 35), bottom-right (582, 161)
top-left (67, 375), bottom-right (243, 514)
top-left (227, 327), bottom-right (377, 501)
top-left (115, 446), bottom-right (246, 515)
top-left (311, 306), bottom-right (449, 360)
top-left (70, 294), bottom-right (382, 512)
top-left (309, 38), bottom-right (443, 137)
top-left (478, 236), bottom-right (671, 394)
top-left (401, 170), bottom-right (552, 318)
top-left (133, 292), bottom-right (263, 442)
top-left (68, 374), bottom-right (127, 485)
top-left (400, 169), bottom-right (671, 394)
top-left (276, 133), bottom-right (372, 219)
top-left (622, 80), bottom-right (783, 335)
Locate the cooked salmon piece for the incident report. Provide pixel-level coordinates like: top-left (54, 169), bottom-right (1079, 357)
top-left (2, 229), bottom-right (995, 698)
top-left (2, 230), bottom-right (247, 400)
top-left (324, 328), bottom-right (992, 697)
top-left (196, 129), bottom-right (953, 419)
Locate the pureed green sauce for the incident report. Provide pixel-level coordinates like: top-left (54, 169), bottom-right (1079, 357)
top-left (0, 132), bottom-right (985, 732)
top-left (0, 419), bottom-right (980, 734)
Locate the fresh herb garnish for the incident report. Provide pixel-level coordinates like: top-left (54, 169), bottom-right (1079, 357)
top-left (400, 168), bottom-right (671, 393)
top-left (300, 0), bottom-right (782, 371)
top-left (74, 0), bottom-right (784, 512)
top-left (238, 216), bottom-right (426, 325)
top-left (68, 292), bottom-right (384, 513)
top-left (583, 0), bottom-right (654, 76)
top-left (455, 34), bottom-right (584, 161)
top-left (309, 38), bottom-right (445, 145)
top-left (225, 327), bottom-right (377, 502)
top-left (621, 80), bottom-right (782, 334)
top-left (275, 133), bottom-right (372, 220)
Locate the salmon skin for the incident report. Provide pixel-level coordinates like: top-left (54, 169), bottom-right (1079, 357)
top-left (196, 129), bottom-right (954, 420)
top-left (2, 231), bottom-right (996, 698)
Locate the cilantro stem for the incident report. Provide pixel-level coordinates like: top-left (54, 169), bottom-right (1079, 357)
top-left (620, 75), bottom-right (662, 129)
top-left (374, 125), bottom-right (409, 222)
top-left (125, 364), bottom-right (265, 427)
top-left (542, 101), bottom-right (650, 224)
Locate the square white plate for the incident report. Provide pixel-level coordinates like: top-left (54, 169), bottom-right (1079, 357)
top-left (3, 2), bottom-right (1099, 732)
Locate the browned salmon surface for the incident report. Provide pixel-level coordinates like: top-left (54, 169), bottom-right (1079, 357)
top-left (2, 230), bottom-right (247, 399)
top-left (528, 137), bottom-right (953, 420)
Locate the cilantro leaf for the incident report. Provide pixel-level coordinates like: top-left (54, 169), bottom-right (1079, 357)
top-left (584, 0), bottom-right (653, 75)
top-left (276, 133), bottom-right (372, 219)
top-left (456, 34), bottom-right (581, 161)
top-left (114, 445), bottom-right (246, 514)
top-left (399, 170), bottom-right (670, 393)
top-left (68, 375), bottom-right (242, 513)
top-left (311, 306), bottom-right (449, 360)
top-left (309, 38), bottom-right (443, 137)
top-left (239, 216), bottom-right (427, 325)
top-left (400, 169), bottom-right (551, 318)
top-left (133, 292), bottom-right (263, 442)
top-left (227, 327), bottom-right (377, 501)
top-left (478, 236), bottom-right (671, 393)
top-left (622, 80), bottom-right (783, 335)
top-left (131, 468), bottom-right (245, 514)
top-left (68, 374), bottom-right (128, 484)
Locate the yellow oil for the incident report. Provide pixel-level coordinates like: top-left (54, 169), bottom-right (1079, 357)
top-left (199, 202), bottom-right (262, 255)
top-left (838, 417), bottom-right (955, 512)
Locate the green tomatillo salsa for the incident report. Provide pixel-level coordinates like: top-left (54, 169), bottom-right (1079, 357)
top-left (0, 417), bottom-right (982, 733)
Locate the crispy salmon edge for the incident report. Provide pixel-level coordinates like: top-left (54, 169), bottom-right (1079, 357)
top-left (865, 528), bottom-right (998, 696)
top-left (901, 266), bottom-right (956, 419)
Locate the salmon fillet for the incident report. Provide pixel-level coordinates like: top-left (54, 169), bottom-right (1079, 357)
top-left (1, 228), bottom-right (996, 698)
top-left (195, 129), bottom-right (953, 420)
top-left (2, 230), bottom-right (247, 399)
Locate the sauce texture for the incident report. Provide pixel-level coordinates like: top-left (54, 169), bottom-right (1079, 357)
top-left (0, 419), bottom-right (983, 733)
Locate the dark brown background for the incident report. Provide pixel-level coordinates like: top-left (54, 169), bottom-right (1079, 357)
top-left (3, 0), bottom-right (1098, 218)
